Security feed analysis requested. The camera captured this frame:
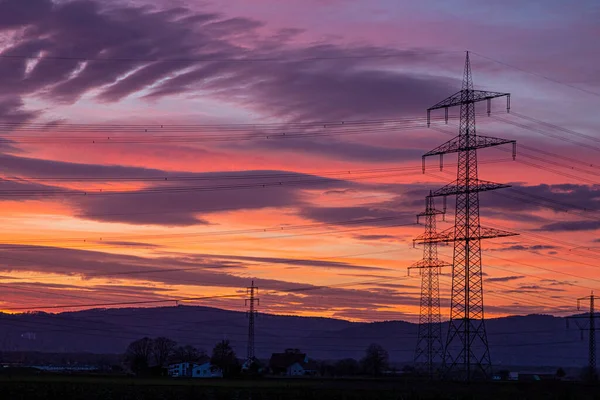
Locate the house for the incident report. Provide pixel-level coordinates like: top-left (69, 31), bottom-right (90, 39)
top-left (269, 349), bottom-right (317, 376)
top-left (168, 362), bottom-right (223, 378)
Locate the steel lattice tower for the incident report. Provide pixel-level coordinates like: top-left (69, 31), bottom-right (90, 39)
top-left (245, 281), bottom-right (259, 363)
top-left (567, 292), bottom-right (598, 381)
top-left (410, 192), bottom-right (450, 379)
top-left (418, 51), bottom-right (517, 380)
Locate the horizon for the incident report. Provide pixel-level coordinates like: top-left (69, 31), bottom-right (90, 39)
top-left (2, 303), bottom-right (585, 324)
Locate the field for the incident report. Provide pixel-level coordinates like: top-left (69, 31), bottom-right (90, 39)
top-left (0, 375), bottom-right (598, 400)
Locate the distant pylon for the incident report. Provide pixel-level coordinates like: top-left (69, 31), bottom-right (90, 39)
top-left (410, 192), bottom-right (450, 379)
top-left (417, 51), bottom-right (517, 380)
top-left (567, 292), bottom-right (598, 381)
top-left (245, 280), bottom-right (259, 363)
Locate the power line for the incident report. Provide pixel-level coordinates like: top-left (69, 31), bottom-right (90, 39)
top-left (3, 274), bottom-right (410, 312)
top-left (0, 115), bottom-right (434, 132)
top-left (0, 218), bottom-right (416, 249)
top-left (0, 171), bottom-right (406, 197)
top-left (494, 115), bottom-right (600, 155)
top-left (0, 50), bottom-right (458, 64)
top-left (470, 51), bottom-right (600, 98)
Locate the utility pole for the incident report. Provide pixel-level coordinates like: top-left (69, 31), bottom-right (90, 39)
top-left (567, 292), bottom-right (598, 381)
top-left (245, 280), bottom-right (259, 364)
top-left (417, 51), bottom-right (517, 380)
top-left (410, 192), bottom-right (450, 379)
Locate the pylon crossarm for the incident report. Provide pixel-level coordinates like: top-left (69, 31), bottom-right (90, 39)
top-left (410, 259), bottom-right (452, 269)
top-left (414, 227), bottom-right (454, 244)
top-left (415, 226), bottom-right (517, 244)
top-left (477, 227), bottom-right (518, 240)
top-left (429, 179), bottom-right (510, 197)
top-left (417, 208), bottom-right (446, 217)
top-left (428, 90), bottom-right (509, 111)
top-left (423, 135), bottom-right (516, 158)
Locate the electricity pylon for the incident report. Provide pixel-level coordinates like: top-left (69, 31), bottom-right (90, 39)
top-left (245, 281), bottom-right (259, 364)
top-left (567, 292), bottom-right (598, 381)
top-left (417, 51), bottom-right (517, 380)
top-left (410, 192), bottom-right (450, 379)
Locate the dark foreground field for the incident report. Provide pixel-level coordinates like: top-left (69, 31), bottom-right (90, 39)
top-left (0, 375), bottom-right (598, 400)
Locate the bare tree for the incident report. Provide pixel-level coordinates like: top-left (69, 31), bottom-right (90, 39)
top-left (361, 343), bottom-right (389, 376)
top-left (173, 344), bottom-right (205, 364)
top-left (124, 337), bottom-right (153, 374)
top-left (211, 339), bottom-right (239, 377)
top-left (152, 337), bottom-right (177, 367)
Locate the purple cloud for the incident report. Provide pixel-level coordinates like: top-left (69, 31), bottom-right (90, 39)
top-left (538, 220), bottom-right (600, 232)
top-left (0, 0), bottom-right (459, 126)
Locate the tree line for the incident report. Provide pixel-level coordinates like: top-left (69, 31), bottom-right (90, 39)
top-left (124, 337), bottom-right (239, 377)
top-left (124, 338), bottom-right (393, 377)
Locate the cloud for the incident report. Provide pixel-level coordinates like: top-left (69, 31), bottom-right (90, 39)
top-left (299, 206), bottom-right (411, 225)
top-left (356, 282), bottom-right (418, 290)
top-left (488, 184), bottom-right (600, 214)
top-left (486, 275), bottom-right (525, 283)
top-left (354, 234), bottom-right (398, 241)
top-left (0, 97), bottom-right (39, 124)
top-left (0, 244), bottom-right (422, 313)
top-left (188, 253), bottom-right (391, 271)
top-left (0, 153), bottom-right (175, 179)
top-left (232, 138), bottom-right (425, 163)
top-left (540, 279), bottom-right (576, 287)
top-left (494, 284), bottom-right (567, 294)
top-left (518, 285), bottom-right (566, 293)
top-left (491, 244), bottom-right (558, 252)
top-left (73, 170), bottom-right (362, 226)
top-left (190, 58), bottom-right (455, 121)
top-left (0, 0), bottom-right (457, 125)
top-left (0, 156), bottom-right (372, 226)
top-left (538, 220), bottom-right (600, 232)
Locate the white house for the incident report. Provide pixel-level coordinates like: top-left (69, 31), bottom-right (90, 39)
top-left (168, 362), bottom-right (223, 378)
top-left (287, 362), bottom-right (306, 376)
top-left (269, 349), bottom-right (318, 376)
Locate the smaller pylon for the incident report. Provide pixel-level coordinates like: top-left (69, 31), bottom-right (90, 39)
top-left (410, 192), bottom-right (450, 379)
top-left (567, 292), bottom-right (598, 381)
top-left (245, 280), bottom-right (259, 364)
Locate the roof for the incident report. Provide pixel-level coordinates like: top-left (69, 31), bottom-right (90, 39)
top-left (168, 358), bottom-right (211, 368)
top-left (269, 352), bottom-right (307, 369)
top-left (302, 360), bottom-right (319, 371)
top-left (168, 355), bottom-right (210, 367)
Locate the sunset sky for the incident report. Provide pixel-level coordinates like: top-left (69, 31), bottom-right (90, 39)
top-left (0, 0), bottom-right (599, 322)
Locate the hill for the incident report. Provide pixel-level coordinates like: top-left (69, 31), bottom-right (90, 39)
top-left (0, 306), bottom-right (589, 368)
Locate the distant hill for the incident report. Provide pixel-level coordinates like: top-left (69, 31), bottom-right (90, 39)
top-left (0, 306), bottom-right (590, 368)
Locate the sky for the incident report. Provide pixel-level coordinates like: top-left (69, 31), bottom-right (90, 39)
top-left (0, 0), bottom-right (599, 323)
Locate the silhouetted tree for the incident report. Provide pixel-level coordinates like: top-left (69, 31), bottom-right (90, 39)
top-left (152, 337), bottom-right (177, 367)
top-left (124, 337), bottom-right (153, 374)
top-left (334, 358), bottom-right (360, 376)
top-left (361, 343), bottom-right (389, 376)
top-left (556, 367), bottom-right (566, 379)
top-left (172, 345), bottom-right (205, 364)
top-left (211, 339), bottom-right (239, 377)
